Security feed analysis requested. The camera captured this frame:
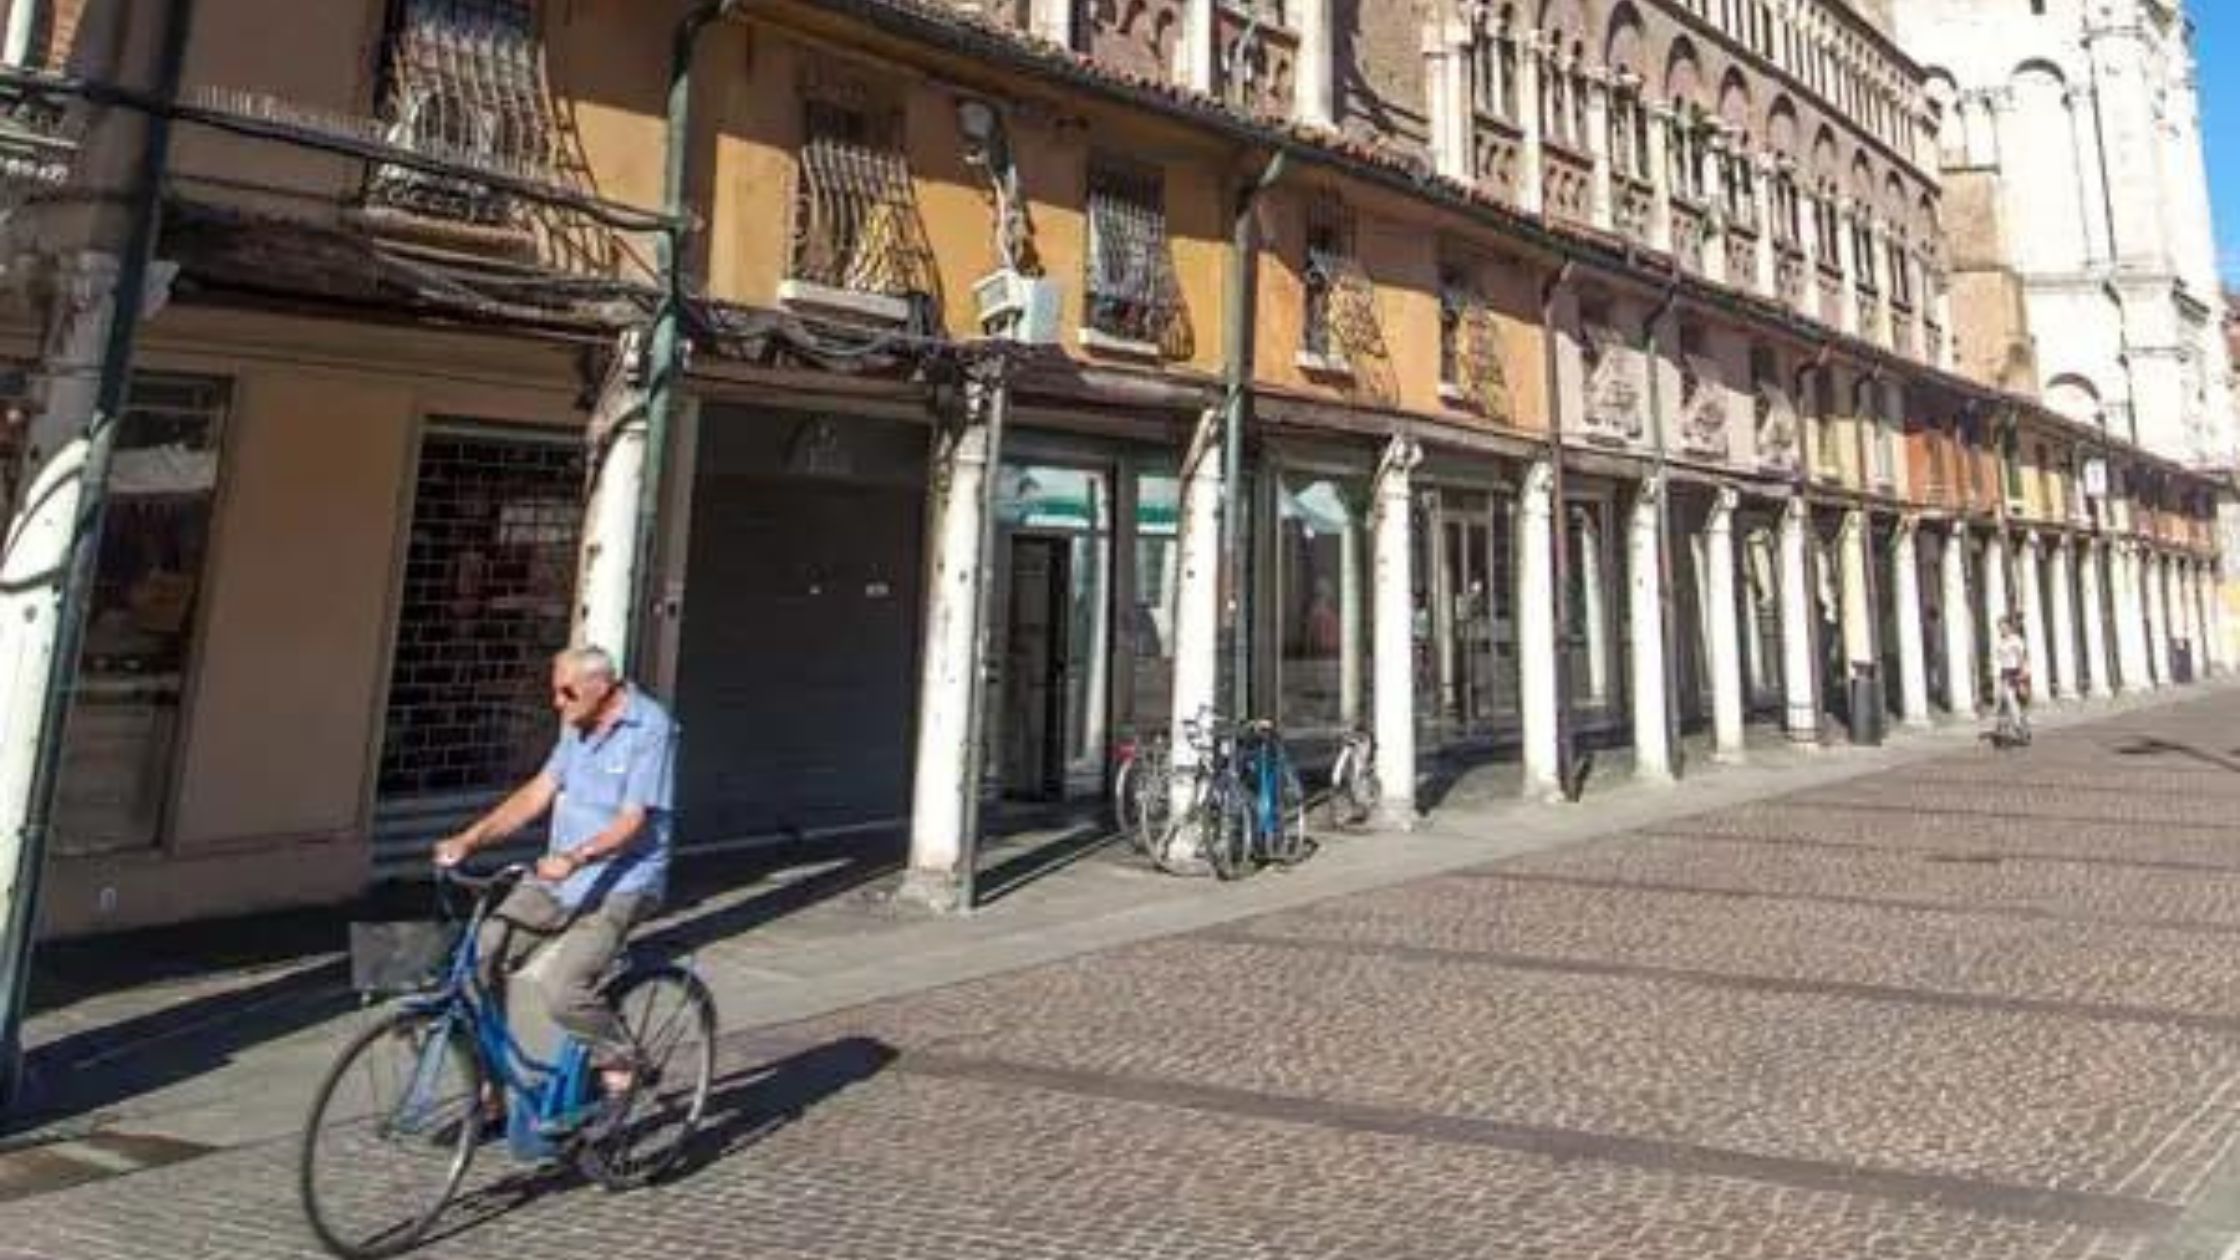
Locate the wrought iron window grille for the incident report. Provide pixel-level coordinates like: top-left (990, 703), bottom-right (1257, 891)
top-left (1438, 274), bottom-right (1511, 420)
top-left (366, 0), bottom-right (561, 228)
top-left (789, 98), bottom-right (939, 304)
top-left (1301, 197), bottom-right (1383, 367)
top-left (1085, 158), bottom-right (1192, 357)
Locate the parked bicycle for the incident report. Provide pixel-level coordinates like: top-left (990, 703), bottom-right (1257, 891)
top-left (1152, 710), bottom-right (1310, 878)
top-left (1110, 730), bottom-right (1174, 856)
top-left (299, 864), bottom-right (717, 1259)
top-left (1326, 728), bottom-right (1381, 830)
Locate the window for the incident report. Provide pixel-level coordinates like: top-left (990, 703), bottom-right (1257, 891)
top-left (1472, 14), bottom-right (1520, 121)
top-left (1438, 262), bottom-right (1512, 418)
top-left (54, 375), bottom-right (231, 854)
top-left (367, 0), bottom-right (556, 226)
top-left (789, 82), bottom-right (937, 306)
top-left (1278, 474), bottom-right (1369, 732)
top-left (1302, 195), bottom-right (1367, 363)
top-left (1085, 157), bottom-right (1189, 355)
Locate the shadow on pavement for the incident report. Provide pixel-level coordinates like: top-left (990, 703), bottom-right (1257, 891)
top-left (427, 1036), bottom-right (898, 1247)
top-left (2114, 736), bottom-right (2240, 774)
top-left (9, 837), bottom-right (909, 1136)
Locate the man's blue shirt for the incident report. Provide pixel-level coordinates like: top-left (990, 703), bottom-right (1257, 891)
top-left (541, 688), bottom-right (677, 911)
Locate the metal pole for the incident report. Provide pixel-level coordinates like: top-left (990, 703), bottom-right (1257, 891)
top-left (1221, 151), bottom-right (1286, 720)
top-left (629, 0), bottom-right (742, 664)
top-left (0, 0), bottom-right (196, 1110)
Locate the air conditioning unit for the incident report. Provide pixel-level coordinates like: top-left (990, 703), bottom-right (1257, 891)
top-left (973, 269), bottom-right (1062, 343)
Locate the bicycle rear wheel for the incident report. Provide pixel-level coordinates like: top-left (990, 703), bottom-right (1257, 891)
top-left (299, 1007), bottom-right (482, 1260)
top-left (579, 965), bottom-right (718, 1190)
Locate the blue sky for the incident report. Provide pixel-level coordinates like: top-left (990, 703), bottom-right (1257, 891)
top-left (2208, 7), bottom-right (2240, 286)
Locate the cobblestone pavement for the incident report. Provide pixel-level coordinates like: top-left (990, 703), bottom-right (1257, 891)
top-left (14, 695), bottom-right (2240, 1259)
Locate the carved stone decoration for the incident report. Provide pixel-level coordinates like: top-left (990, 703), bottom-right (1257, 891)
top-left (1754, 377), bottom-right (1800, 471)
top-left (1679, 353), bottom-right (1729, 459)
top-left (1088, 0), bottom-right (1186, 83)
top-left (1581, 321), bottom-right (1643, 442)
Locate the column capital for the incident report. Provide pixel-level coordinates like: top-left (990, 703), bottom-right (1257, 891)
top-left (1712, 485), bottom-right (1741, 517)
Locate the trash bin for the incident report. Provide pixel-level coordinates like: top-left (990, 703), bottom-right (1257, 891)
top-left (2175, 640), bottom-right (2196, 685)
top-left (1848, 661), bottom-right (1885, 746)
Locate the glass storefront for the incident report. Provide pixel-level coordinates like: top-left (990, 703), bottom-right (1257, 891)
top-left (991, 462), bottom-right (1115, 800)
top-left (1411, 484), bottom-right (1519, 741)
top-left (54, 376), bottom-right (232, 854)
top-left (1275, 474), bottom-right (1368, 734)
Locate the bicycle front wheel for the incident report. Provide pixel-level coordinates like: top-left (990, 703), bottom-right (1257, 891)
top-left (299, 1007), bottom-right (482, 1260)
top-left (1201, 773), bottom-right (1256, 881)
top-left (579, 965), bottom-right (718, 1191)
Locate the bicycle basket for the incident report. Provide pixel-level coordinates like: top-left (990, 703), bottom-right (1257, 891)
top-left (348, 920), bottom-right (461, 995)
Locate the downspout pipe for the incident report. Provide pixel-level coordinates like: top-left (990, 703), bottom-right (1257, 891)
top-left (0, 0), bottom-right (196, 1111)
top-left (1222, 149), bottom-right (1287, 719)
top-left (1638, 276), bottom-right (1683, 779)
top-left (1540, 259), bottom-right (1580, 800)
top-left (628, 0), bottom-right (743, 663)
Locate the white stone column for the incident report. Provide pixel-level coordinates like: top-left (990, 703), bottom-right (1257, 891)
top-left (903, 384), bottom-right (1000, 911)
top-left (1753, 154), bottom-right (1779, 299)
top-left (2080, 541), bottom-right (2113, 699)
top-left (1167, 416), bottom-right (1227, 810)
top-left (1517, 36), bottom-right (1544, 215)
top-left (1371, 439), bottom-right (1419, 827)
top-left (1779, 498), bottom-right (1819, 744)
top-left (1628, 481), bottom-right (1671, 781)
top-left (1586, 75), bottom-right (1613, 231)
top-left (2019, 532), bottom-right (2050, 701)
top-left (2197, 560), bottom-right (2224, 677)
top-left (1839, 509), bottom-right (1873, 670)
top-left (1030, 0), bottom-right (1078, 48)
top-left (1429, 17), bottom-right (1474, 183)
top-left (1518, 460), bottom-right (1562, 797)
top-left (1798, 190), bottom-right (1824, 319)
top-left (1180, 0), bottom-right (1217, 93)
top-left (1339, 506), bottom-right (1364, 727)
top-left (2050, 536), bottom-right (2080, 701)
top-left (1942, 521), bottom-right (1978, 716)
top-left (1646, 105), bottom-right (1674, 253)
top-left (2115, 543), bottom-right (2152, 693)
top-left (1705, 488), bottom-right (1747, 759)
top-left (2146, 551), bottom-right (2171, 688)
top-left (1294, 0), bottom-right (1335, 129)
top-left (578, 356), bottom-right (653, 666)
top-left (1892, 516), bottom-right (1931, 727)
top-left (1868, 220), bottom-right (1893, 346)
top-left (1982, 531), bottom-right (2010, 697)
top-left (0, 254), bottom-right (122, 959)
top-left (1836, 198), bottom-right (1861, 336)
top-left (2159, 553), bottom-right (2182, 683)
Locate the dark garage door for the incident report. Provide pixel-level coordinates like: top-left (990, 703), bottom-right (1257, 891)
top-left (674, 410), bottom-right (927, 846)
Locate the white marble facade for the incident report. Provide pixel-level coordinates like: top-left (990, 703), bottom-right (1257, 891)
top-left (1894, 0), bottom-right (2237, 470)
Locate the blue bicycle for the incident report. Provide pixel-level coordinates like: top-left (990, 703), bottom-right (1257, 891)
top-left (298, 864), bottom-right (716, 1259)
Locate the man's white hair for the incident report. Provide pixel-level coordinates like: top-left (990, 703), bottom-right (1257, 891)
top-left (556, 645), bottom-right (619, 681)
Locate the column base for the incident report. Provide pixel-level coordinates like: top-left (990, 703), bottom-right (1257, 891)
top-left (894, 868), bottom-right (972, 915)
top-left (1374, 802), bottom-right (1419, 833)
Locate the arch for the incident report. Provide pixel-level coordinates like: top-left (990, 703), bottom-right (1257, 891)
top-left (1810, 124), bottom-right (1840, 187)
top-left (1916, 190), bottom-right (1940, 242)
top-left (1538, 0), bottom-right (1592, 43)
top-left (2009, 57), bottom-right (2067, 92)
top-left (1663, 35), bottom-right (1705, 106)
top-left (1766, 93), bottom-right (1800, 156)
top-left (2045, 374), bottom-right (2104, 427)
top-left (1717, 67), bottom-right (1754, 135)
top-left (1603, 0), bottom-right (1647, 77)
top-left (1882, 171), bottom-right (1907, 223)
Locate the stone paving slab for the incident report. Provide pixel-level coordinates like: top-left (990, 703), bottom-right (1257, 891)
top-left (2, 685), bottom-right (2239, 1259)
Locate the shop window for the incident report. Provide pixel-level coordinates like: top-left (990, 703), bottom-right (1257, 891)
top-left (1085, 156), bottom-right (1191, 356)
top-left (377, 425), bottom-right (584, 810)
top-left (53, 375), bottom-right (232, 855)
top-left (366, 0), bottom-right (558, 226)
top-left (1277, 474), bottom-right (1368, 733)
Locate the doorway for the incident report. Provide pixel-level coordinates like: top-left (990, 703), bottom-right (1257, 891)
top-left (1001, 535), bottom-right (1073, 799)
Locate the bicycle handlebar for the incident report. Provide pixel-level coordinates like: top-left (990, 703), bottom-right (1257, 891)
top-left (434, 861), bottom-right (529, 894)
